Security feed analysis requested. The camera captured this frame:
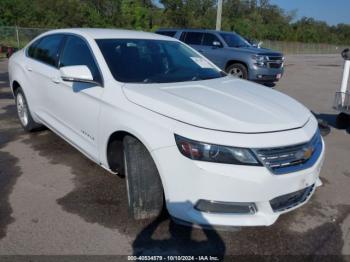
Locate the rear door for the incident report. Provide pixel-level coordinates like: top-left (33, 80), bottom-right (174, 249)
top-left (181, 32), bottom-right (204, 53)
top-left (24, 34), bottom-right (65, 122)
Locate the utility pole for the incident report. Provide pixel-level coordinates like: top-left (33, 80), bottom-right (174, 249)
top-left (216, 0), bottom-right (223, 31)
top-left (15, 25), bottom-right (20, 48)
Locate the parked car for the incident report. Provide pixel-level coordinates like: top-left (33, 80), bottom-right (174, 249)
top-left (0, 45), bottom-right (18, 58)
top-left (156, 28), bottom-right (284, 84)
top-left (8, 29), bottom-right (324, 227)
top-left (6, 47), bottom-right (18, 58)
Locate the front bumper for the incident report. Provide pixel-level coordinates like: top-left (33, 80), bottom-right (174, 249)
top-left (248, 65), bottom-right (284, 82)
top-left (152, 139), bottom-right (325, 227)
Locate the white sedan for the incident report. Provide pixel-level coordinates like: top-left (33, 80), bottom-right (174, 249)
top-left (8, 28), bottom-right (324, 227)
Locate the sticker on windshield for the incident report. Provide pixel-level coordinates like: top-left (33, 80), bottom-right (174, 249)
top-left (190, 57), bottom-right (214, 68)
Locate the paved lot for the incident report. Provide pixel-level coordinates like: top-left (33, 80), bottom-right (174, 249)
top-left (0, 55), bottom-right (350, 257)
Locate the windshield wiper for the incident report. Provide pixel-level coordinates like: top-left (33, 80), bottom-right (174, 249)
top-left (142, 78), bottom-right (161, 84)
top-left (191, 76), bottom-right (201, 81)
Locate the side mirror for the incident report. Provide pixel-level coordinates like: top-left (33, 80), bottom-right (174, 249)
top-left (60, 65), bottom-right (96, 84)
top-left (212, 41), bottom-right (222, 48)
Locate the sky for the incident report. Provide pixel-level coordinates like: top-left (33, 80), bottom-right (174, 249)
top-left (153, 0), bottom-right (350, 26)
top-left (269, 0), bottom-right (350, 26)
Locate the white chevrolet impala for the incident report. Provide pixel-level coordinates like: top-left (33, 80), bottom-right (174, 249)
top-left (8, 29), bottom-right (324, 227)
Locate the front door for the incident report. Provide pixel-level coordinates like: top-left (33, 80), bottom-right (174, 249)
top-left (199, 33), bottom-right (226, 68)
top-left (51, 35), bottom-right (104, 161)
top-left (181, 31), bottom-right (204, 54)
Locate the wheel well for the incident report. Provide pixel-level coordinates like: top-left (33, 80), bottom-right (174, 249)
top-left (106, 131), bottom-right (134, 174)
top-left (12, 81), bottom-right (20, 94)
top-left (225, 60), bottom-right (248, 71)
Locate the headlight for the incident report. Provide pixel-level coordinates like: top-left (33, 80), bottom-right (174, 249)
top-left (174, 135), bottom-right (262, 166)
top-left (252, 54), bottom-right (268, 62)
top-left (252, 55), bottom-right (269, 67)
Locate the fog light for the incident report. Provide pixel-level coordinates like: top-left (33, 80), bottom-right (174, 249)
top-left (257, 74), bottom-right (263, 79)
top-left (195, 200), bottom-right (257, 214)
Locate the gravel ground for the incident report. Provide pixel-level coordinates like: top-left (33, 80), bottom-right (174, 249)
top-left (0, 55), bottom-right (349, 259)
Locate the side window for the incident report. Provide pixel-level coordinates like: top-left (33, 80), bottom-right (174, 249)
top-left (183, 32), bottom-right (204, 45)
top-left (179, 32), bottom-right (186, 42)
top-left (59, 36), bottom-right (102, 84)
top-left (202, 33), bottom-right (222, 47)
top-left (27, 39), bottom-right (41, 58)
top-left (33, 35), bottom-right (64, 67)
top-left (156, 31), bottom-right (176, 37)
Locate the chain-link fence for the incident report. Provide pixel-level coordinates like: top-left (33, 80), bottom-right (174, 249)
top-left (262, 39), bottom-right (348, 55)
top-left (0, 26), bottom-right (50, 49)
top-left (0, 26), bottom-right (348, 55)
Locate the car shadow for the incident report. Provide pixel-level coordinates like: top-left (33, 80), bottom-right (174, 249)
top-left (314, 112), bottom-right (350, 133)
top-left (262, 82), bottom-right (276, 88)
top-left (0, 71), bottom-right (13, 100)
top-left (132, 202), bottom-right (226, 257)
top-left (314, 113), bottom-right (338, 129)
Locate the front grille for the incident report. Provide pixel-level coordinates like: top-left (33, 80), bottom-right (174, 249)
top-left (268, 62), bottom-right (283, 68)
top-left (270, 184), bottom-right (314, 212)
top-left (254, 130), bottom-right (322, 175)
top-left (266, 56), bottom-right (284, 68)
top-left (267, 56), bottom-right (283, 61)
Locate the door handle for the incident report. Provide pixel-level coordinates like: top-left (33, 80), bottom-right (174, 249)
top-left (198, 49), bottom-right (204, 53)
top-left (51, 77), bottom-right (60, 84)
top-left (25, 66), bottom-right (32, 72)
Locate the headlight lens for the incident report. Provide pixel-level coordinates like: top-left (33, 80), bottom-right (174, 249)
top-left (252, 54), bottom-right (268, 62)
top-left (175, 134), bottom-right (262, 166)
top-left (252, 55), bottom-right (269, 67)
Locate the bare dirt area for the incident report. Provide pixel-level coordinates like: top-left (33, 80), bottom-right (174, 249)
top-left (0, 55), bottom-right (349, 259)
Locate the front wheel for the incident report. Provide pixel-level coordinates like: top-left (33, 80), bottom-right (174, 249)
top-left (15, 87), bottom-right (42, 132)
top-left (123, 135), bottom-right (164, 220)
top-left (226, 63), bottom-right (248, 79)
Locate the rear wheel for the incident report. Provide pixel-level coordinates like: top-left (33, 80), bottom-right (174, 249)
top-left (123, 135), bottom-right (164, 220)
top-left (226, 63), bottom-right (248, 79)
top-left (15, 87), bottom-right (42, 132)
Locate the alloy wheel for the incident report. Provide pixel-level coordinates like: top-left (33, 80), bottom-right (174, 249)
top-left (16, 93), bottom-right (29, 127)
top-left (229, 67), bottom-right (244, 78)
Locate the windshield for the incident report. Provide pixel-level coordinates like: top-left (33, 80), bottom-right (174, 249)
top-left (96, 39), bottom-right (225, 83)
top-left (220, 33), bottom-right (251, 48)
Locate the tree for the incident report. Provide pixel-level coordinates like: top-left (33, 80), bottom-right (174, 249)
top-left (1, 0), bottom-right (350, 45)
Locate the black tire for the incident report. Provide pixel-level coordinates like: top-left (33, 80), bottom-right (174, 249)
top-left (14, 87), bottom-right (42, 132)
top-left (226, 63), bottom-right (248, 79)
top-left (107, 139), bottom-right (125, 176)
top-left (123, 135), bottom-right (164, 220)
top-left (335, 113), bottom-right (350, 129)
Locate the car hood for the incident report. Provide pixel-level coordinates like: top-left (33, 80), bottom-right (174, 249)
top-left (122, 77), bottom-right (311, 133)
top-left (227, 46), bottom-right (283, 56)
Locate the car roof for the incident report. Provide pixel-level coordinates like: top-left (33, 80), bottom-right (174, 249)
top-left (156, 28), bottom-right (236, 34)
top-left (41, 28), bottom-right (177, 41)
